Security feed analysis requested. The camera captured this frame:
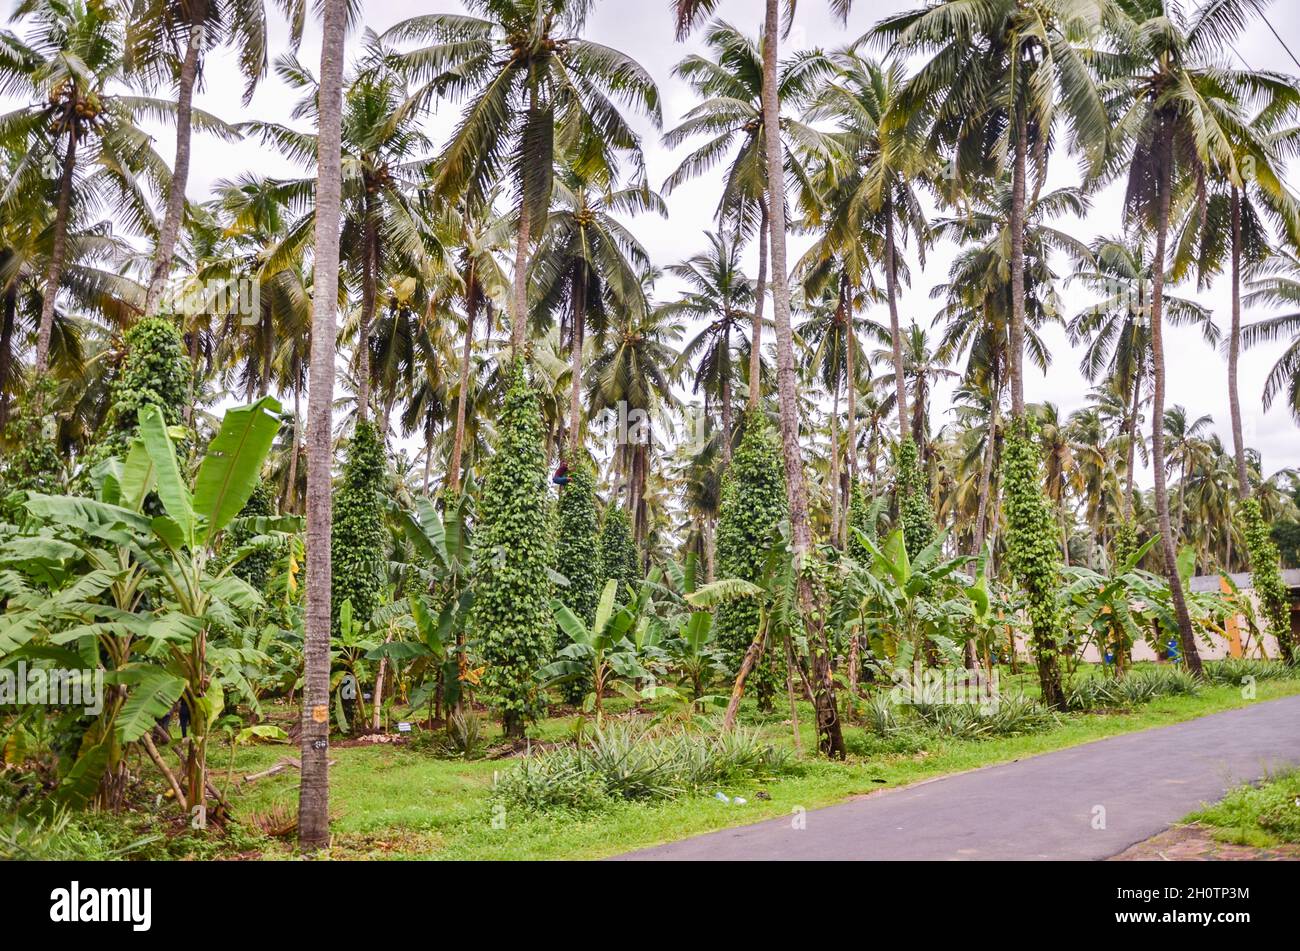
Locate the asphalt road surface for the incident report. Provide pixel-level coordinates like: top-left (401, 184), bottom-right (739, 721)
top-left (614, 694), bottom-right (1300, 860)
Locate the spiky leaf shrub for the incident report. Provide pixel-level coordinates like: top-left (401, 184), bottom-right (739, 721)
top-left (894, 438), bottom-right (935, 560)
top-left (1239, 497), bottom-right (1293, 662)
top-left (715, 410), bottom-right (787, 710)
top-left (598, 505), bottom-right (639, 594)
top-left (1001, 421), bottom-right (1066, 709)
top-left (554, 459), bottom-right (600, 703)
top-left (472, 360), bottom-right (554, 736)
top-left (331, 420), bottom-right (387, 633)
top-left (225, 479), bottom-right (275, 590)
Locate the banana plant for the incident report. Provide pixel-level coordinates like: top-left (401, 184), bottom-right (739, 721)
top-left (391, 491), bottom-right (476, 713)
top-left (684, 571), bottom-right (774, 730)
top-left (0, 397), bottom-right (283, 817)
top-left (848, 528), bottom-right (972, 669)
top-left (539, 579), bottom-right (652, 718)
top-left (1141, 545), bottom-right (1235, 661)
top-left (330, 599), bottom-right (377, 732)
top-left (1061, 536), bottom-right (1159, 674)
top-left (662, 607), bottom-right (728, 701)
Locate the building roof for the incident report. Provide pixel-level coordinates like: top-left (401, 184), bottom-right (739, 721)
top-left (1188, 569), bottom-right (1300, 593)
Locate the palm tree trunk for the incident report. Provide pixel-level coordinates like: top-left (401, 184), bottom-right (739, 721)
top-left (702, 516), bottom-right (716, 582)
top-left (884, 203), bottom-right (909, 432)
top-left (1150, 123), bottom-right (1203, 677)
top-left (143, 2), bottom-right (207, 318)
top-left (1124, 364), bottom-right (1140, 518)
top-left (509, 91), bottom-right (537, 356)
top-left (748, 200), bottom-right (768, 411)
top-left (285, 386), bottom-right (301, 514)
top-left (183, 325), bottom-right (201, 427)
top-left (972, 383), bottom-right (999, 556)
top-left (0, 288), bottom-right (16, 431)
top-left (567, 273), bottom-right (585, 456)
top-left (830, 382), bottom-right (841, 545)
top-left (1176, 457), bottom-right (1188, 543)
top-left (356, 201), bottom-right (377, 423)
top-left (1008, 106), bottom-right (1028, 419)
top-left (760, 0), bottom-right (843, 759)
top-left (966, 387), bottom-right (998, 672)
top-left (259, 315), bottom-right (273, 398)
top-left (1060, 509), bottom-right (1071, 565)
top-left (720, 328), bottom-right (734, 464)
top-left (35, 129), bottom-right (78, 375)
top-left (510, 202), bottom-right (531, 353)
top-left (449, 289), bottom-right (476, 492)
top-left (299, 0), bottom-right (348, 853)
top-left (1228, 185), bottom-right (1250, 499)
top-left (843, 280), bottom-right (858, 493)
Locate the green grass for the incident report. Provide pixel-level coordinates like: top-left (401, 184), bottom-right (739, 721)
top-left (1186, 769), bottom-right (1300, 848)
top-left (8, 664), bottom-right (1296, 861)
top-left (209, 671), bottom-right (1300, 861)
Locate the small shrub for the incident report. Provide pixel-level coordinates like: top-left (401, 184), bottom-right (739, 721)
top-left (493, 722), bottom-right (795, 813)
top-left (844, 729), bottom-right (929, 758)
top-left (911, 694), bottom-right (1054, 739)
top-left (861, 692), bottom-right (902, 736)
top-left (493, 752), bottom-right (609, 813)
top-left (440, 710), bottom-right (487, 760)
top-left (980, 694), bottom-right (1059, 735)
top-left (1067, 667), bottom-right (1200, 711)
top-left (912, 703), bottom-right (994, 739)
top-left (1259, 791), bottom-right (1300, 841)
top-left (1141, 666), bottom-right (1199, 697)
top-left (0, 809), bottom-right (163, 861)
top-left (1065, 675), bottom-right (1115, 712)
top-left (1204, 658), bottom-right (1297, 687)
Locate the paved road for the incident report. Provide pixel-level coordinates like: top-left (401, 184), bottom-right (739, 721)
top-left (615, 695), bottom-right (1300, 860)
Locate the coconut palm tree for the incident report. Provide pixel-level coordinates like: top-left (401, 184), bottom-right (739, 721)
top-left (872, 324), bottom-right (957, 457)
top-left (797, 278), bottom-right (887, 539)
top-left (873, 0), bottom-right (1107, 422)
top-left (804, 49), bottom-right (933, 440)
top-left (664, 231), bottom-right (755, 463)
top-left (1032, 401), bottom-right (1083, 563)
top-left (1102, 0), bottom-right (1290, 674)
top-left (585, 297), bottom-right (681, 547)
top-left (124, 0), bottom-right (297, 318)
top-left (1066, 403), bottom-right (1120, 564)
top-left (0, 0), bottom-right (204, 373)
top-left (1244, 250), bottom-right (1300, 423)
top-left (676, 0), bottom-right (859, 759)
top-left (439, 200), bottom-right (508, 494)
top-left (0, 162), bottom-right (143, 428)
top-left (1067, 234), bottom-right (1217, 519)
top-left (385, 0), bottom-right (661, 355)
top-left (530, 167), bottom-right (662, 457)
top-left (298, 0), bottom-right (347, 856)
top-left (1163, 404), bottom-right (1214, 543)
top-left (1179, 104), bottom-right (1300, 497)
top-left (201, 173), bottom-right (313, 405)
top-left (243, 45), bottom-right (442, 426)
top-left (663, 19), bottom-right (833, 412)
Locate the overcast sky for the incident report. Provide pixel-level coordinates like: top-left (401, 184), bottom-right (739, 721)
top-left (6, 0), bottom-right (1300, 484)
